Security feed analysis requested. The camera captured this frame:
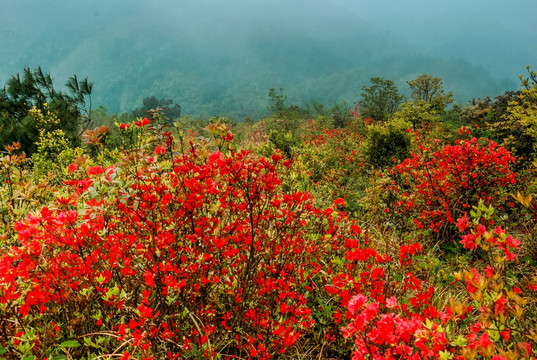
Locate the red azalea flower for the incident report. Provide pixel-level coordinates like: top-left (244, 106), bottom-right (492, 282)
top-left (87, 166), bottom-right (105, 175)
top-left (134, 117), bottom-right (150, 127)
top-left (333, 198), bottom-right (345, 206)
top-left (494, 295), bottom-right (508, 315)
top-left (67, 163), bottom-right (78, 173)
top-left (456, 213), bottom-right (469, 232)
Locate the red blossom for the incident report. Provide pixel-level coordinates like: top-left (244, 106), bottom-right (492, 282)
top-left (87, 165), bottom-right (105, 176)
top-left (67, 163), bottom-right (78, 173)
top-left (134, 118), bottom-right (150, 127)
top-left (494, 295), bottom-right (508, 315)
top-left (456, 213), bottom-right (469, 232)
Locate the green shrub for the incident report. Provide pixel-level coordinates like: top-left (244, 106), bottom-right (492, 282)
top-left (363, 118), bottom-right (411, 168)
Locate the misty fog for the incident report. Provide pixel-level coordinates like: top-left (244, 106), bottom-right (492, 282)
top-left (1, 0), bottom-right (535, 118)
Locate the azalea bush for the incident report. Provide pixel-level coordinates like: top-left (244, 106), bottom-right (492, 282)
top-left (388, 133), bottom-right (517, 241)
top-left (0, 142), bottom-right (30, 242)
top-left (1, 94), bottom-right (537, 360)
top-left (0, 119), bottom-right (365, 359)
top-left (289, 117), bottom-right (367, 214)
top-left (343, 203), bottom-right (537, 360)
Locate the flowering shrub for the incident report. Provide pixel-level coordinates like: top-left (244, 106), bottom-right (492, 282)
top-left (391, 136), bottom-right (516, 239)
top-left (343, 203), bottom-right (537, 360)
top-left (0, 142), bottom-right (29, 241)
top-left (291, 117), bottom-right (367, 213)
top-left (0, 141), bottom-right (62, 243)
top-left (1, 94), bottom-right (537, 360)
top-left (0, 138), bottom-right (363, 359)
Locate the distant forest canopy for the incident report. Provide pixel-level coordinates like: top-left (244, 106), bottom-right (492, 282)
top-left (1, 0), bottom-right (533, 119)
top-left (2, 65), bottom-right (535, 161)
top-left (0, 64), bottom-right (516, 123)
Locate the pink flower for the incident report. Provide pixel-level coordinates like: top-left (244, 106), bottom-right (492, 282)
top-left (138, 304), bottom-right (153, 318)
top-left (386, 296), bottom-right (398, 309)
top-left (348, 294), bottom-right (367, 315)
top-left (460, 233), bottom-right (478, 250)
top-left (144, 270), bottom-right (155, 287)
top-left (153, 145), bottom-right (166, 155)
top-left (494, 295), bottom-right (508, 314)
top-left (484, 266), bottom-right (494, 279)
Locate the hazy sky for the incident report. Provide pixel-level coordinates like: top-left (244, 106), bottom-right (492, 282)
top-left (347, 0), bottom-right (536, 33)
top-left (1, 0), bottom-right (536, 115)
top-left (3, 0), bottom-right (535, 74)
top-left (348, 0), bottom-right (537, 46)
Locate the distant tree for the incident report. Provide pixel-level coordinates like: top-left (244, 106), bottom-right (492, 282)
top-left (359, 77), bottom-right (404, 122)
top-left (268, 88), bottom-right (287, 117)
top-left (489, 67), bottom-right (537, 169)
top-left (461, 91), bottom-right (520, 128)
top-left (132, 96), bottom-right (181, 122)
top-left (266, 88), bottom-right (308, 136)
top-left (89, 105), bottom-right (113, 127)
top-left (0, 67), bottom-right (93, 154)
top-left (305, 100), bottom-right (327, 117)
top-left (407, 74), bottom-right (453, 112)
top-left (329, 100), bottom-right (354, 128)
top-left (305, 100), bottom-right (353, 127)
top-left (441, 103), bottom-right (463, 127)
top-left (395, 100), bottom-right (440, 129)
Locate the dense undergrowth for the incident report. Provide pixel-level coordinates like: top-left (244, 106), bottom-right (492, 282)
top-left (1, 71), bottom-right (537, 360)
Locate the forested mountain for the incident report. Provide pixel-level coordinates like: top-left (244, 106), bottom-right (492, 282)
top-left (1, 0), bottom-right (533, 119)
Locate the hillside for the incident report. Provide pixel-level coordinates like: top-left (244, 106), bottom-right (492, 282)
top-left (0, 0), bottom-right (523, 119)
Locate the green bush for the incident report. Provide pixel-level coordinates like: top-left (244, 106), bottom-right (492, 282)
top-left (363, 118), bottom-right (411, 168)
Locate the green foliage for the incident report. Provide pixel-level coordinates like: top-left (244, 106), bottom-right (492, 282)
top-left (0, 109), bottom-right (39, 154)
top-left (288, 117), bottom-right (368, 214)
top-left (267, 130), bottom-right (297, 158)
top-left (89, 105), bottom-right (115, 127)
top-left (396, 100), bottom-right (441, 129)
top-left (305, 100), bottom-right (327, 117)
top-left (29, 106), bottom-right (83, 181)
top-left (267, 87), bottom-right (309, 123)
top-left (204, 116), bottom-right (233, 152)
top-left (487, 67), bottom-right (537, 169)
top-left (305, 100), bottom-right (353, 128)
top-left (520, 64), bottom-right (537, 90)
top-left (362, 118), bottom-right (412, 168)
top-left (173, 114), bottom-right (210, 134)
top-left (208, 115), bottom-right (230, 125)
top-left (407, 73), bottom-right (454, 112)
top-left (328, 100), bottom-right (354, 128)
top-left (132, 96), bottom-right (181, 122)
top-left (0, 142), bottom-right (28, 241)
top-left (462, 91), bottom-right (519, 128)
top-left (500, 86), bottom-right (537, 167)
top-left (359, 77), bottom-right (404, 122)
top-left (0, 67), bottom-right (92, 155)
top-left (268, 88), bottom-right (287, 117)
top-left (440, 103), bottom-right (463, 128)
